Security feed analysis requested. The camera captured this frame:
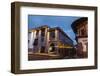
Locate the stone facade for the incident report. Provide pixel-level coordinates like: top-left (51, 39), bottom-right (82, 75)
top-left (71, 17), bottom-right (88, 58)
top-left (28, 25), bottom-right (74, 58)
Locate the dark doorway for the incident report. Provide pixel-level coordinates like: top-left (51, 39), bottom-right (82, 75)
top-left (40, 46), bottom-right (45, 53)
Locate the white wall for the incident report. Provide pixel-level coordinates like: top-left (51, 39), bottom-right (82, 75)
top-left (28, 31), bottom-right (36, 49)
top-left (0, 0), bottom-right (100, 76)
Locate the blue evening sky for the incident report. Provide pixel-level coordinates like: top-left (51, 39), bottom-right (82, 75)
top-left (28, 15), bottom-right (81, 44)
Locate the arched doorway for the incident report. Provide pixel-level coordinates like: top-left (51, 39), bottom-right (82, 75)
top-left (49, 43), bottom-right (55, 53)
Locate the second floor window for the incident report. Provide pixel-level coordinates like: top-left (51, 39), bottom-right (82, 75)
top-left (50, 30), bottom-right (55, 38)
top-left (41, 37), bottom-right (44, 42)
top-left (41, 28), bottom-right (45, 37)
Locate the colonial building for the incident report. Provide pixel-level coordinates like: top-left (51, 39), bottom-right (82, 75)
top-left (28, 25), bottom-right (74, 58)
top-left (71, 17), bottom-right (88, 58)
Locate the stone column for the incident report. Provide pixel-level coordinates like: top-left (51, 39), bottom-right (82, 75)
top-left (45, 28), bottom-right (49, 53)
top-left (55, 30), bottom-right (59, 55)
top-left (55, 30), bottom-right (58, 41)
top-left (38, 30), bottom-right (41, 53)
top-left (32, 30), bottom-right (36, 53)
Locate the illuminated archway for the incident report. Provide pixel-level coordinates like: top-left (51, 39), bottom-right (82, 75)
top-left (49, 43), bottom-right (55, 52)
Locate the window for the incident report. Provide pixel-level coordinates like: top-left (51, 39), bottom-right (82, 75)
top-left (41, 32), bottom-right (45, 36)
top-left (36, 30), bottom-right (39, 35)
top-left (81, 29), bottom-right (85, 36)
top-left (41, 28), bottom-right (45, 37)
top-left (33, 38), bottom-right (38, 46)
top-left (50, 30), bottom-right (55, 38)
top-left (40, 46), bottom-right (45, 53)
top-left (41, 37), bottom-right (44, 42)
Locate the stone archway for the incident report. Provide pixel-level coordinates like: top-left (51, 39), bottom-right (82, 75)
top-left (48, 43), bottom-right (56, 53)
